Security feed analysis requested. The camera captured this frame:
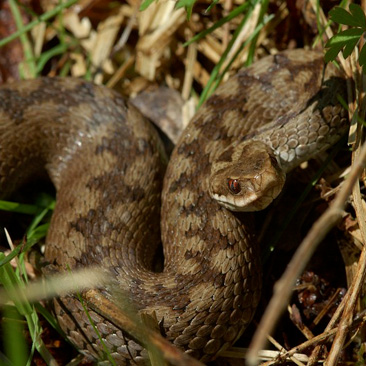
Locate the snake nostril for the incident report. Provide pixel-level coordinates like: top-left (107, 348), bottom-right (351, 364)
top-left (228, 178), bottom-right (241, 194)
top-left (269, 154), bottom-right (279, 168)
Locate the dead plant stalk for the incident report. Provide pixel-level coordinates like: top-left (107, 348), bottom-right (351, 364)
top-left (247, 140), bottom-right (366, 366)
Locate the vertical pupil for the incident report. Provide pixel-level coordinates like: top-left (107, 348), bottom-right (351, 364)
top-left (228, 179), bottom-right (241, 194)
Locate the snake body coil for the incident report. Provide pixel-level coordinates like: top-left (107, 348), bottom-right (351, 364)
top-left (0, 50), bottom-right (348, 364)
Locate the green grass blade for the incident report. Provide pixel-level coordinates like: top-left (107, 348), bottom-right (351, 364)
top-left (0, 249), bottom-right (57, 365)
top-left (0, 200), bottom-right (42, 215)
top-left (245, 0), bottom-right (269, 66)
top-left (34, 302), bottom-right (66, 337)
top-left (0, 0), bottom-right (78, 48)
top-left (26, 223), bottom-right (50, 247)
top-left (8, 0), bottom-right (37, 78)
top-left (26, 203), bottom-right (53, 236)
top-left (198, 4), bottom-right (272, 108)
top-left (139, 0), bottom-right (156, 11)
top-left (0, 253), bottom-right (32, 315)
top-left (196, 6), bottom-right (254, 108)
top-left (0, 245), bottom-right (22, 266)
top-left (183, 1), bottom-right (251, 47)
top-left (211, 13), bottom-right (273, 94)
top-left (76, 291), bottom-right (117, 365)
top-left (2, 305), bottom-right (28, 366)
top-left (36, 43), bottom-right (69, 74)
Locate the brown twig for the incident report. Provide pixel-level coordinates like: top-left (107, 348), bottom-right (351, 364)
top-left (262, 313), bottom-right (363, 366)
top-left (288, 305), bottom-right (315, 341)
top-left (262, 327), bottom-right (338, 365)
top-left (325, 88), bottom-right (366, 366)
top-left (221, 298), bottom-right (354, 366)
top-left (311, 288), bottom-right (343, 328)
top-left (306, 286), bottom-right (347, 365)
top-left (83, 289), bottom-right (205, 366)
top-left (246, 140), bottom-right (366, 366)
top-left (222, 324), bottom-right (339, 365)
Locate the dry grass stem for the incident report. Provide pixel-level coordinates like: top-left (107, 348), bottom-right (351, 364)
top-left (113, 4), bottom-right (138, 53)
top-left (261, 326), bottom-right (341, 365)
top-left (221, 347), bottom-right (310, 363)
top-left (266, 333), bottom-right (306, 366)
top-left (136, 3), bottom-right (185, 80)
top-left (90, 5), bottom-right (125, 84)
top-left (311, 288), bottom-right (343, 327)
top-left (306, 291), bottom-right (347, 365)
top-left (0, 266), bottom-right (109, 306)
top-left (222, 3), bottom-right (260, 71)
top-left (247, 140), bottom-right (366, 365)
top-left (324, 23), bottom-right (366, 362)
top-left (287, 305), bottom-right (315, 341)
top-left (198, 36), bottom-right (222, 64)
top-left (182, 43), bottom-right (197, 101)
top-left (325, 138), bottom-right (366, 365)
top-left (84, 289), bottom-right (205, 366)
top-left (106, 55), bottom-right (135, 88)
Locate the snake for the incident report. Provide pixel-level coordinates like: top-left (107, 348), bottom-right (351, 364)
top-left (0, 49), bottom-right (348, 364)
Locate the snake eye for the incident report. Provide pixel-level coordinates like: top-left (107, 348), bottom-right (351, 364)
top-left (228, 179), bottom-right (241, 194)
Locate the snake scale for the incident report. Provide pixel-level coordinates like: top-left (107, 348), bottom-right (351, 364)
top-left (0, 49), bottom-right (348, 364)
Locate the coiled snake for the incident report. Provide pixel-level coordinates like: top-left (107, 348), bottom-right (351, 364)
top-left (0, 49), bottom-right (348, 364)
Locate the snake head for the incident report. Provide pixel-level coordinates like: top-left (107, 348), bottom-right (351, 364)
top-left (209, 141), bottom-right (286, 212)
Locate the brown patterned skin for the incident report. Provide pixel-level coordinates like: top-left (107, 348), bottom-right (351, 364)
top-left (0, 49), bottom-right (348, 364)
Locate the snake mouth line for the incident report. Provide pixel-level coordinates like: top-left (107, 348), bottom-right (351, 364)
top-left (212, 184), bottom-right (283, 212)
top-left (211, 193), bottom-right (260, 212)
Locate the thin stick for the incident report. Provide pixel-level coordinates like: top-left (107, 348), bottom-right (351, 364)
top-left (246, 141), bottom-right (366, 366)
top-left (222, 325), bottom-right (338, 365)
top-left (311, 288), bottom-right (343, 328)
top-left (262, 327), bottom-right (338, 365)
top-left (83, 289), bottom-right (205, 366)
top-left (0, 0), bottom-right (78, 48)
top-left (325, 144), bottom-right (366, 365)
top-left (307, 291), bottom-right (347, 366)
